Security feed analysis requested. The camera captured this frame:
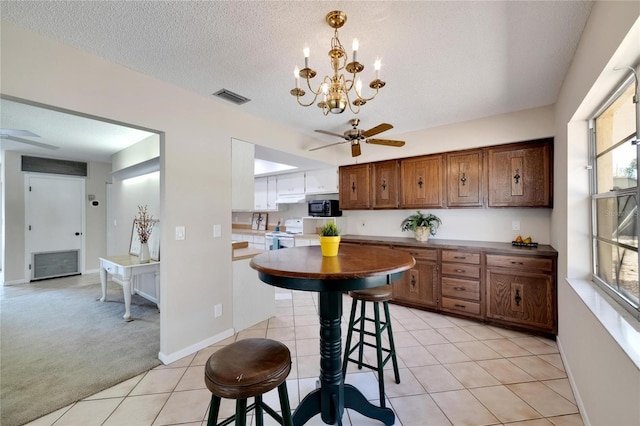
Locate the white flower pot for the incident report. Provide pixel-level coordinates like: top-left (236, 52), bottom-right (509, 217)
top-left (414, 226), bottom-right (430, 242)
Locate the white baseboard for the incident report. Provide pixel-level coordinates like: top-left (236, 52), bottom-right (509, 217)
top-left (3, 278), bottom-right (28, 286)
top-left (556, 336), bottom-right (590, 426)
top-left (158, 328), bottom-right (234, 365)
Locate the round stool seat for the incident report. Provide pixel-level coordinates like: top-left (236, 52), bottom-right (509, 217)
top-left (205, 338), bottom-right (291, 400)
top-left (350, 285), bottom-right (393, 302)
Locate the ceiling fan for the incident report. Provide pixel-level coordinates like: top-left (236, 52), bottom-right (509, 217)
top-left (0, 128), bottom-right (59, 150)
top-left (310, 118), bottom-right (405, 157)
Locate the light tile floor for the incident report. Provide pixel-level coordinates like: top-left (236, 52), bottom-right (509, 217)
top-left (27, 288), bottom-right (583, 426)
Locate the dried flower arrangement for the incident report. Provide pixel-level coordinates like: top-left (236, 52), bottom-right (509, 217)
top-left (135, 205), bottom-right (154, 244)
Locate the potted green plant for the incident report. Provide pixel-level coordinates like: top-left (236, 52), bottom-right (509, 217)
top-left (319, 222), bottom-right (341, 256)
top-left (400, 211), bottom-right (442, 242)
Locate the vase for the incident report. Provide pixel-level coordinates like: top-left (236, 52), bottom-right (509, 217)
top-left (139, 242), bottom-right (151, 263)
top-left (414, 226), bottom-right (430, 242)
top-left (319, 236), bottom-right (341, 257)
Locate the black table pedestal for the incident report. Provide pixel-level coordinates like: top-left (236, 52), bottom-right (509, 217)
top-left (292, 292), bottom-right (395, 426)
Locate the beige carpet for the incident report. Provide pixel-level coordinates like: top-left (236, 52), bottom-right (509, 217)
top-left (1, 278), bottom-right (160, 426)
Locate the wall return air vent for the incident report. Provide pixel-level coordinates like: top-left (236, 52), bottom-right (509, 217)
top-left (212, 89), bottom-right (251, 105)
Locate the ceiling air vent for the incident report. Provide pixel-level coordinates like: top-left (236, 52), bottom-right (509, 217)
top-left (212, 89), bottom-right (251, 105)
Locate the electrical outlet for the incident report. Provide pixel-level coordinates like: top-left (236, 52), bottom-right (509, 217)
top-left (360, 220), bottom-right (366, 227)
top-left (512, 221), bottom-right (520, 231)
top-left (214, 304), bottom-right (223, 318)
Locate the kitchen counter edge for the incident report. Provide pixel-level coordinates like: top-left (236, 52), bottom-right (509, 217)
top-left (341, 235), bottom-right (557, 256)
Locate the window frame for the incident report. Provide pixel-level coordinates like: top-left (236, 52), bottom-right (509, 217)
top-left (590, 73), bottom-right (640, 320)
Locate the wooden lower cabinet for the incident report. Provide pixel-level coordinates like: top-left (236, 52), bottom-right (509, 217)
top-left (341, 238), bottom-right (558, 336)
top-left (485, 254), bottom-right (557, 334)
top-left (391, 246), bottom-right (438, 309)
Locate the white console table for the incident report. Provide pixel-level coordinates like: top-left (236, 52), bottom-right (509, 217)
top-left (99, 255), bottom-right (160, 321)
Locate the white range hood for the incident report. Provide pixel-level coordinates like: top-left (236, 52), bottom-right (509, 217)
top-left (276, 194), bottom-right (306, 204)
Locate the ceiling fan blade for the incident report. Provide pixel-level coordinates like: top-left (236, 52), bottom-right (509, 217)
top-left (1, 135), bottom-right (59, 150)
top-left (366, 138), bottom-right (406, 147)
top-left (361, 123), bottom-right (393, 138)
top-left (314, 129), bottom-right (346, 139)
top-left (351, 142), bottom-right (361, 157)
top-left (0, 128), bottom-right (40, 138)
top-left (309, 140), bottom-right (348, 151)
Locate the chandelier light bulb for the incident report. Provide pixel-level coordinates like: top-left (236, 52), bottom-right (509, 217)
top-left (321, 82), bottom-right (329, 94)
top-left (374, 58), bottom-right (381, 79)
top-left (303, 47), bottom-right (310, 68)
top-left (355, 78), bottom-right (362, 94)
top-left (294, 66), bottom-right (300, 88)
top-left (352, 38), bottom-right (359, 63)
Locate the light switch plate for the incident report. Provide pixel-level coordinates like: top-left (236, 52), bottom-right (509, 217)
top-left (175, 226), bottom-right (186, 240)
top-left (512, 221), bottom-right (520, 231)
top-left (213, 224), bottom-right (221, 238)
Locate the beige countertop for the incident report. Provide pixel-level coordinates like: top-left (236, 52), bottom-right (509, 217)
top-left (232, 247), bottom-right (265, 261)
top-left (341, 235), bottom-right (558, 256)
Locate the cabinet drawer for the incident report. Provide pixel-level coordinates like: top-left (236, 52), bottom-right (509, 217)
top-left (486, 254), bottom-right (553, 272)
top-left (441, 297), bottom-right (481, 315)
top-left (442, 250), bottom-right (480, 264)
top-left (393, 247), bottom-right (437, 261)
top-left (441, 263), bottom-right (480, 279)
top-left (441, 277), bottom-right (480, 301)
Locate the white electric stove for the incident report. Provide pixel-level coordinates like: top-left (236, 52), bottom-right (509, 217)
top-left (264, 219), bottom-right (302, 250)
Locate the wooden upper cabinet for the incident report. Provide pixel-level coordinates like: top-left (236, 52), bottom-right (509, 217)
top-left (339, 164), bottom-right (371, 210)
top-left (486, 138), bottom-right (553, 207)
top-left (446, 149), bottom-right (484, 207)
top-left (372, 160), bottom-right (400, 209)
top-left (400, 155), bottom-right (444, 208)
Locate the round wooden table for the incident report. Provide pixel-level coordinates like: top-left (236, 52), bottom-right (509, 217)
top-left (250, 244), bottom-right (415, 426)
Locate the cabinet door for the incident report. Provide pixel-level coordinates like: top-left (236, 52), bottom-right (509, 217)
top-left (400, 155), bottom-right (444, 208)
top-left (254, 177), bottom-right (268, 211)
top-left (486, 268), bottom-right (555, 333)
top-left (486, 139), bottom-right (552, 207)
top-left (266, 176), bottom-right (277, 210)
top-left (392, 247), bottom-right (438, 309)
top-left (372, 160), bottom-right (400, 209)
top-left (446, 150), bottom-right (483, 207)
top-left (305, 168), bottom-right (338, 194)
top-left (339, 164), bottom-right (371, 210)
top-left (277, 172), bottom-right (305, 196)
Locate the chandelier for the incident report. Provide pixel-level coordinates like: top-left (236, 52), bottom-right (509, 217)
top-left (290, 10), bottom-right (385, 115)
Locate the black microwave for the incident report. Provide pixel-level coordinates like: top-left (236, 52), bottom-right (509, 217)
top-left (308, 200), bottom-right (342, 217)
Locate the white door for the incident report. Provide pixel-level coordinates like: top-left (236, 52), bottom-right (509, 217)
top-left (26, 175), bottom-right (84, 279)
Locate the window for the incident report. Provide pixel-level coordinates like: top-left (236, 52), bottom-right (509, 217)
top-left (591, 77), bottom-right (639, 319)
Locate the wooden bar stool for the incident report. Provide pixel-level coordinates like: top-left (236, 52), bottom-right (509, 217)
top-left (204, 338), bottom-right (293, 426)
top-left (342, 285), bottom-right (400, 407)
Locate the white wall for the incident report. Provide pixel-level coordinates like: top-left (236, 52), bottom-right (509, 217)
top-left (553, 2), bottom-right (640, 425)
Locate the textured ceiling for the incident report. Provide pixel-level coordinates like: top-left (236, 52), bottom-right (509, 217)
top-left (0, 1), bottom-right (593, 163)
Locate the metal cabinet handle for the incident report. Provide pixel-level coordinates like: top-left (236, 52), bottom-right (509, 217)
top-left (454, 304), bottom-right (466, 308)
top-left (453, 287), bottom-right (466, 291)
top-left (514, 168), bottom-right (521, 184)
top-left (381, 179), bottom-right (387, 191)
top-left (511, 261), bottom-right (524, 265)
top-left (460, 172), bottom-right (467, 186)
top-left (418, 176), bottom-right (423, 188)
top-left (515, 289), bottom-right (522, 306)
top-left (454, 256), bottom-right (466, 259)
top-left (455, 269), bottom-right (465, 273)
